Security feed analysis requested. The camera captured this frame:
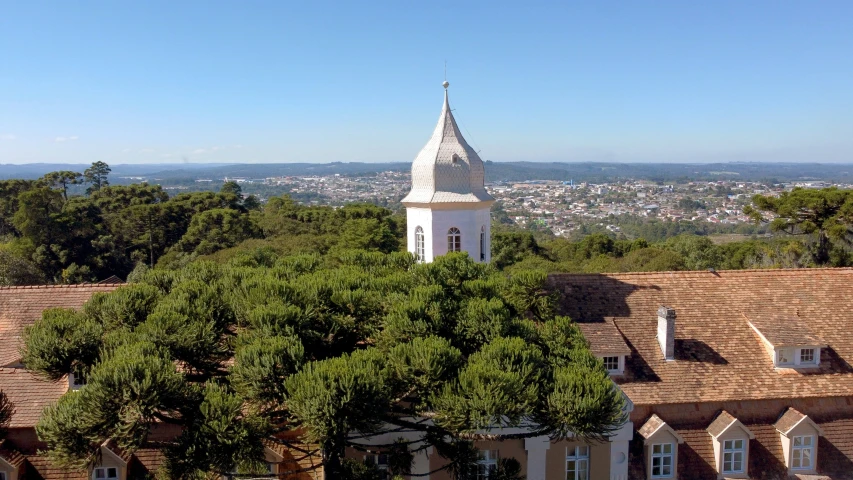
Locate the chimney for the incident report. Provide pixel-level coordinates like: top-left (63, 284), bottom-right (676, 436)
top-left (657, 306), bottom-right (676, 360)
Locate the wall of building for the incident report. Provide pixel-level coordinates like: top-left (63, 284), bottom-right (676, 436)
top-left (429, 207), bottom-right (490, 262)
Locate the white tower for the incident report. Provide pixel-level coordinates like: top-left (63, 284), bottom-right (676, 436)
top-left (401, 82), bottom-right (495, 263)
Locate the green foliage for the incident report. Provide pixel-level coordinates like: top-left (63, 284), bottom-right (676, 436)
top-left (22, 249), bottom-right (625, 478)
top-left (83, 161), bottom-right (111, 194)
top-left (0, 390), bottom-right (13, 438)
top-left (747, 187), bottom-right (853, 264)
top-left (22, 308), bottom-right (103, 380)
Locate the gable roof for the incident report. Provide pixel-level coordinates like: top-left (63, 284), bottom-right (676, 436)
top-left (638, 414), bottom-right (685, 443)
top-left (707, 410), bottom-right (755, 439)
top-left (774, 407), bottom-right (825, 436)
top-left (747, 314), bottom-right (826, 348)
top-left (549, 268), bottom-right (853, 406)
top-left (0, 284), bottom-right (122, 366)
top-left (575, 321), bottom-right (631, 356)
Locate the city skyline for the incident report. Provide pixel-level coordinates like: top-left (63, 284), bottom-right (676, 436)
top-left (2, 1), bottom-right (853, 165)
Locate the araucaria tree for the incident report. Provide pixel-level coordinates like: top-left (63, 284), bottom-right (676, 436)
top-left (23, 252), bottom-right (625, 479)
top-left (746, 187), bottom-right (853, 265)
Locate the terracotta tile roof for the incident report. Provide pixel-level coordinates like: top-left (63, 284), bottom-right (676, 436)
top-left (775, 407), bottom-right (809, 435)
top-left (0, 284), bottom-right (122, 367)
top-left (706, 410), bottom-right (737, 438)
top-left (549, 268), bottom-right (853, 406)
top-left (638, 414), bottom-right (665, 439)
top-left (575, 321), bottom-right (631, 356)
top-left (0, 439), bottom-right (26, 468)
top-left (629, 414), bottom-right (853, 479)
top-left (0, 368), bottom-right (68, 428)
top-left (748, 314), bottom-right (826, 347)
top-left (25, 453), bottom-right (88, 480)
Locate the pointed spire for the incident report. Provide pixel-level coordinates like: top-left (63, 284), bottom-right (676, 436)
top-left (400, 81), bottom-right (495, 205)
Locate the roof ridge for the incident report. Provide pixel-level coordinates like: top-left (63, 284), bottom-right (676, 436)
top-left (549, 267), bottom-right (853, 278)
top-left (0, 283), bottom-right (126, 291)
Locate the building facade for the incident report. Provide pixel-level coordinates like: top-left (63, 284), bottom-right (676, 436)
top-left (401, 82), bottom-right (495, 263)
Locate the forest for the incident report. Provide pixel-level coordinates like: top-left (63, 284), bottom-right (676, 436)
top-left (2, 162), bottom-right (853, 286)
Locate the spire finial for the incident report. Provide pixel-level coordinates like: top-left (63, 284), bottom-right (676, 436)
top-left (443, 80), bottom-right (449, 89)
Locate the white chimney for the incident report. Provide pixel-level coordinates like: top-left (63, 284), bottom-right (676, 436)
top-left (657, 306), bottom-right (676, 360)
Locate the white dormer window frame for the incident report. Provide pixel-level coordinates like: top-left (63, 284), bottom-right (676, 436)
top-left (775, 346), bottom-right (821, 368)
top-left (600, 355), bottom-right (624, 376)
top-left (92, 467), bottom-right (118, 480)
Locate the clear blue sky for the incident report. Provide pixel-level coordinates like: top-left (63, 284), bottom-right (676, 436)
top-left (2, 1), bottom-right (852, 165)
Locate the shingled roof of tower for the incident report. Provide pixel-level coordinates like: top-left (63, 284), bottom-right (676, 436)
top-left (548, 268), bottom-right (853, 406)
top-left (401, 82), bottom-right (495, 206)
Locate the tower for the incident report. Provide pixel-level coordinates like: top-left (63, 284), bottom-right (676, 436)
top-left (401, 82), bottom-right (495, 263)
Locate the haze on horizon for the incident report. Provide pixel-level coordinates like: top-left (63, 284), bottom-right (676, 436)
top-left (1, 1), bottom-right (852, 166)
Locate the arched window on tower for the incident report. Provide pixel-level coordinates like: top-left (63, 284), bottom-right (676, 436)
top-left (480, 226), bottom-right (486, 261)
top-left (415, 226), bottom-right (425, 261)
top-left (447, 227), bottom-right (461, 252)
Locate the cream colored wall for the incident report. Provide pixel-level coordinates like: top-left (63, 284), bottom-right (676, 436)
top-left (643, 429), bottom-right (679, 480)
top-left (428, 439), bottom-right (527, 480)
top-left (545, 439), bottom-right (609, 479)
top-left (92, 450), bottom-right (126, 480)
top-left (712, 426), bottom-right (751, 480)
top-left (783, 422), bottom-right (820, 475)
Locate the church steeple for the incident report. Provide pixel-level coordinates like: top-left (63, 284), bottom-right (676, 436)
top-left (402, 82), bottom-right (493, 264)
top-left (401, 82), bottom-right (495, 206)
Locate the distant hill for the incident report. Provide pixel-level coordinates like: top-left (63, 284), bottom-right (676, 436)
top-left (3, 161), bottom-right (852, 184)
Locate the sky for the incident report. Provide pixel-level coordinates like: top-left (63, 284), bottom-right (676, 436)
top-left (1, 1), bottom-right (853, 165)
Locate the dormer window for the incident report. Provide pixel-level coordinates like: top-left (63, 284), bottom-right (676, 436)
top-left (707, 410), bottom-right (755, 479)
top-left (93, 467), bottom-right (118, 480)
top-left (602, 356), bottom-right (620, 373)
top-left (773, 407), bottom-right (824, 475)
top-left (69, 366), bottom-right (87, 390)
top-left (774, 347), bottom-right (820, 368)
top-left (576, 321), bottom-right (631, 377)
top-left (746, 315), bottom-right (826, 369)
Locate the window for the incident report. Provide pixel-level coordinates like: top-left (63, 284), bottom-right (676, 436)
top-left (447, 227), bottom-right (461, 252)
top-left (722, 439), bottom-right (746, 474)
top-left (364, 454), bottom-right (389, 480)
top-left (776, 347), bottom-right (820, 367)
top-left (792, 435), bottom-right (814, 470)
top-left (476, 450), bottom-right (498, 479)
top-left (70, 366), bottom-right (87, 390)
top-left (651, 443), bottom-right (674, 478)
top-left (602, 356), bottom-right (620, 373)
top-left (480, 226), bottom-right (486, 261)
top-left (0, 472), bottom-right (7, 480)
top-left (93, 467), bottom-right (118, 480)
top-left (415, 226), bottom-right (425, 261)
top-left (566, 446), bottom-right (589, 480)
top-left (800, 348), bottom-right (816, 364)
top-left (777, 348), bottom-right (793, 366)
top-left (265, 462), bottom-right (274, 474)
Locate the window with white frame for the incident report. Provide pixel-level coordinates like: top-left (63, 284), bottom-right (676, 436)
top-left (0, 471), bottom-right (7, 480)
top-left (414, 226), bottom-right (425, 261)
top-left (93, 467), bottom-right (118, 480)
top-left (447, 227), bottom-right (461, 252)
top-left (722, 439), bottom-right (746, 474)
top-left (791, 435), bottom-right (814, 470)
top-left (799, 348), bottom-right (816, 365)
top-left (602, 356), bottom-right (620, 373)
top-left (476, 449), bottom-right (498, 479)
top-left (480, 226), bottom-right (486, 260)
top-left (566, 446), bottom-right (590, 480)
top-left (364, 453), bottom-right (389, 480)
top-left (651, 443), bottom-right (674, 478)
top-left (776, 347), bottom-right (820, 367)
